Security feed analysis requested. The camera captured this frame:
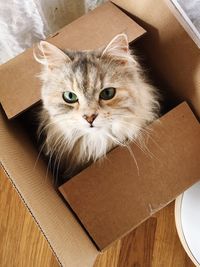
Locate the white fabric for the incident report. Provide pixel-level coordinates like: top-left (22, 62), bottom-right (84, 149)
top-left (0, 0), bottom-right (198, 64)
top-left (0, 0), bottom-right (47, 64)
top-left (0, 0), bottom-right (105, 64)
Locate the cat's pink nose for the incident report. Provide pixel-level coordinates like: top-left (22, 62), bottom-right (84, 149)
top-left (83, 114), bottom-right (98, 124)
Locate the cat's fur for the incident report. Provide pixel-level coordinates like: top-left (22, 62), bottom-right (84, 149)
top-left (34, 34), bottom-right (159, 181)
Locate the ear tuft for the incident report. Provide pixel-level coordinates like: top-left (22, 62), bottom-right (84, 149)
top-left (33, 41), bottom-right (71, 68)
top-left (101, 33), bottom-right (129, 58)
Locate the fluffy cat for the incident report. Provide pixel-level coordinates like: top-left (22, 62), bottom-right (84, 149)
top-left (34, 34), bottom-right (159, 183)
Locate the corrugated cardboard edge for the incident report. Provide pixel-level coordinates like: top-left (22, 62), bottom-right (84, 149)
top-left (0, 163), bottom-right (62, 266)
top-left (0, 108), bottom-right (98, 267)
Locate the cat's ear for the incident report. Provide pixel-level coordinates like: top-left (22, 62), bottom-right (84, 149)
top-left (101, 33), bottom-right (129, 58)
top-left (33, 41), bottom-right (71, 68)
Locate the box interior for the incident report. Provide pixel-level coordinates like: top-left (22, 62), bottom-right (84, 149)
top-left (0, 1), bottom-right (200, 266)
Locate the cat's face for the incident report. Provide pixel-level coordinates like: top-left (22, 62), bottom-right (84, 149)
top-left (34, 34), bottom-right (159, 164)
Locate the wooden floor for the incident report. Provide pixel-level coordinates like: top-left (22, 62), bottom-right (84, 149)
top-left (0, 166), bottom-right (194, 267)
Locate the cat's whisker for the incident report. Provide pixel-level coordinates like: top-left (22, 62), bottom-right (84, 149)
top-left (106, 132), bottom-right (126, 147)
top-left (38, 116), bottom-right (66, 139)
top-left (111, 120), bottom-right (154, 159)
top-left (116, 119), bottom-right (154, 138)
top-left (48, 133), bottom-right (65, 151)
top-left (131, 138), bottom-right (154, 159)
top-left (55, 140), bottom-right (68, 185)
top-left (45, 134), bottom-right (65, 181)
top-left (130, 122), bottom-right (163, 150)
top-left (126, 124), bottom-right (163, 161)
top-left (46, 133), bottom-right (66, 179)
top-left (52, 138), bottom-right (66, 183)
top-left (33, 141), bottom-right (47, 171)
top-left (112, 113), bottom-right (158, 125)
top-left (126, 145), bottom-right (140, 176)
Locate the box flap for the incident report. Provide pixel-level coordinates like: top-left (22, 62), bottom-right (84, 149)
top-left (112, 0), bottom-right (200, 117)
top-left (0, 108), bottom-right (98, 267)
top-left (59, 102), bottom-right (200, 250)
top-left (0, 2), bottom-right (146, 119)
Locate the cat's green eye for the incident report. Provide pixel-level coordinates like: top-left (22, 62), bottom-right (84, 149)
top-left (99, 87), bottom-right (116, 100)
top-left (63, 91), bottom-right (78, 103)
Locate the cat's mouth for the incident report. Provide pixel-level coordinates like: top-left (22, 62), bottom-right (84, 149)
top-left (87, 123), bottom-right (99, 130)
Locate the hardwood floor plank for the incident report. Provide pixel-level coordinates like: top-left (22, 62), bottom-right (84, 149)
top-left (94, 240), bottom-right (121, 267)
top-left (152, 203), bottom-right (194, 267)
top-left (118, 217), bottom-right (157, 267)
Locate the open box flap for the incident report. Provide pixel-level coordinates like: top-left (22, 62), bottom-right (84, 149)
top-left (59, 102), bottom-right (200, 250)
top-left (0, 108), bottom-right (98, 267)
top-left (112, 0), bottom-right (200, 117)
top-left (0, 2), bottom-right (146, 119)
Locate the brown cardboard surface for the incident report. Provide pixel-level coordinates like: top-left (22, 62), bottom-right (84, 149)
top-left (0, 2), bottom-right (145, 119)
top-left (0, 108), bottom-right (98, 267)
top-left (59, 102), bottom-right (200, 250)
top-left (0, 0), bottom-right (200, 264)
top-left (166, 0), bottom-right (200, 48)
top-left (112, 0), bottom-right (200, 117)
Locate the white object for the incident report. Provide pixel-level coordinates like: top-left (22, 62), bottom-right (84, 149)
top-left (175, 182), bottom-right (200, 266)
top-left (0, 0), bottom-right (105, 64)
top-left (0, 0), bottom-right (47, 64)
top-left (177, 0), bottom-right (200, 32)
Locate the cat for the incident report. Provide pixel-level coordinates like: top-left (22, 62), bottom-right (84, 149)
top-left (34, 33), bottom-right (160, 184)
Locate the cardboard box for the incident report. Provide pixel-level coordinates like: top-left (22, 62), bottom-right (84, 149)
top-left (59, 102), bottom-right (200, 250)
top-left (0, 1), bottom-right (200, 267)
